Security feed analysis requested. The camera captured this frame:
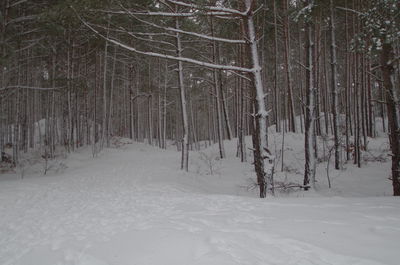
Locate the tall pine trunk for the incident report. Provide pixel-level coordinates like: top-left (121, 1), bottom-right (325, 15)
top-left (244, 0), bottom-right (274, 197)
top-left (330, 0), bottom-right (340, 170)
top-left (381, 43), bottom-right (400, 196)
top-left (175, 10), bottom-right (189, 171)
top-left (304, 2), bottom-right (316, 189)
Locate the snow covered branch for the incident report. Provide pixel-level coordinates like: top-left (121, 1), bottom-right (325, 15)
top-left (164, 0), bottom-right (249, 16)
top-left (115, 4), bottom-right (246, 44)
top-left (74, 10), bottom-right (253, 73)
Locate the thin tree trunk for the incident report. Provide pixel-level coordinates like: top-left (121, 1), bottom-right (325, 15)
top-left (273, 0), bottom-right (280, 132)
top-left (304, 2), bottom-right (317, 189)
top-left (221, 86), bottom-right (233, 140)
top-left (101, 18), bottom-right (110, 149)
top-left (163, 61), bottom-right (168, 149)
top-left (107, 46), bottom-right (117, 147)
top-left (283, 0), bottom-right (296, 132)
top-left (330, 0), bottom-right (341, 170)
top-left (210, 17), bottom-right (226, 159)
top-left (175, 9), bottom-right (189, 171)
top-left (148, 94), bottom-right (153, 145)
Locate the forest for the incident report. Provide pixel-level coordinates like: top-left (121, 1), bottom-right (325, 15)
top-left (1, 1), bottom-right (400, 264)
top-left (0, 0), bottom-right (399, 197)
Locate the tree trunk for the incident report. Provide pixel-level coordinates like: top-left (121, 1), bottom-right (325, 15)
top-left (210, 18), bottom-right (226, 159)
top-left (330, 0), bottom-right (340, 170)
top-left (381, 43), bottom-right (400, 196)
top-left (175, 10), bottom-right (189, 171)
top-left (303, 4), bottom-right (316, 189)
top-left (283, 0), bottom-right (296, 133)
top-left (272, 0), bottom-right (280, 132)
top-left (107, 46), bottom-right (117, 147)
top-left (244, 0), bottom-right (274, 197)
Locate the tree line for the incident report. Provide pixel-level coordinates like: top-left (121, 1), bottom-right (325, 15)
top-left (0, 0), bottom-right (399, 196)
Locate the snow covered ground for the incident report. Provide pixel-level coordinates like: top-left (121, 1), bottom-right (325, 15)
top-left (0, 134), bottom-right (399, 265)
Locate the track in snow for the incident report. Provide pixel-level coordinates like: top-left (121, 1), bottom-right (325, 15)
top-left (1, 142), bottom-right (399, 265)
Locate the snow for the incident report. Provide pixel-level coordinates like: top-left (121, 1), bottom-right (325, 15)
top-left (0, 133), bottom-right (399, 265)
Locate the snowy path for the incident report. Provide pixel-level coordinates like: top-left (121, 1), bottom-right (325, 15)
top-left (1, 143), bottom-right (399, 265)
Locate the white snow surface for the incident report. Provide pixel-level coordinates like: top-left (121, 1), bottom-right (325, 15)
top-left (0, 135), bottom-right (399, 265)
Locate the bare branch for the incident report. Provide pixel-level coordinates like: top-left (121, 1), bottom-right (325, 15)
top-left (116, 4), bottom-right (245, 44)
top-left (164, 0), bottom-right (248, 16)
top-left (73, 7), bottom-right (253, 73)
top-left (336, 6), bottom-right (364, 16)
top-left (0, 85), bottom-right (63, 91)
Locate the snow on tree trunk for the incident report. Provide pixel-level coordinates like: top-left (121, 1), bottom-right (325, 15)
top-left (244, 0), bottom-right (274, 197)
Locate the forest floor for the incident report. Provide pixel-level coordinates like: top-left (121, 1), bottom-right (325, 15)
top-left (0, 133), bottom-right (399, 265)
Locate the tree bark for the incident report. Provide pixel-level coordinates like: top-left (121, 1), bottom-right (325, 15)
top-left (381, 43), bottom-right (400, 196)
top-left (175, 9), bottom-right (189, 171)
top-left (244, 0), bottom-right (274, 197)
top-left (330, 0), bottom-right (340, 170)
top-left (283, 0), bottom-right (296, 133)
top-left (303, 2), bottom-right (316, 189)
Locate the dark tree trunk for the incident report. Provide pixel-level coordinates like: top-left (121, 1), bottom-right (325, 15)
top-left (381, 43), bottom-right (400, 196)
